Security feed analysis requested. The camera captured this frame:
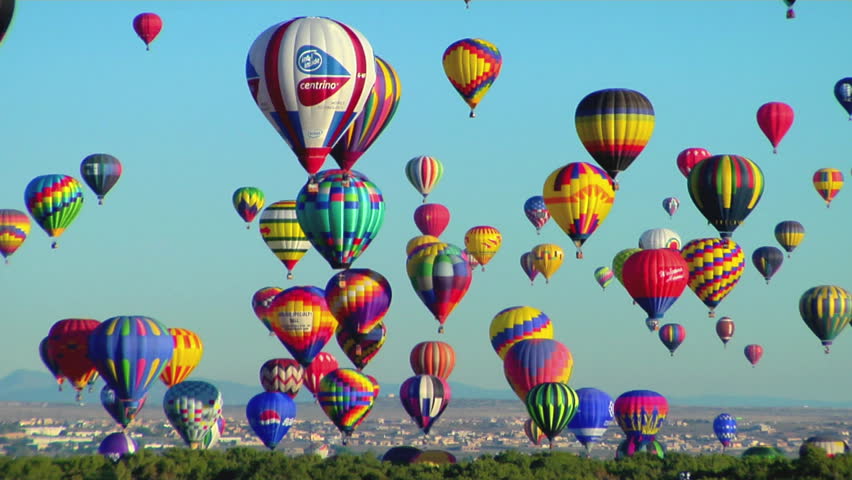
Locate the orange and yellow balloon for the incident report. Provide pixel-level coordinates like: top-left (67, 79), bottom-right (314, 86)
top-left (463, 226), bottom-right (502, 270)
top-left (0, 209), bottom-right (31, 263)
top-left (160, 328), bottom-right (204, 387)
top-left (442, 38), bottom-right (502, 118)
top-left (531, 244), bottom-right (565, 283)
top-left (406, 235), bottom-right (440, 257)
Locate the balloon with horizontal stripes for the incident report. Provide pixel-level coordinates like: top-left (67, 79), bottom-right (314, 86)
top-left (774, 221), bottom-right (805, 257)
top-left (336, 321), bottom-right (386, 370)
top-left (159, 328), bottom-right (204, 387)
top-left (232, 187), bottom-right (265, 228)
top-left (409, 341), bottom-right (456, 380)
top-left (489, 306), bottom-right (554, 360)
top-left (0, 209), bottom-right (30, 262)
top-left (406, 235), bottom-right (440, 257)
top-left (812, 168), bottom-right (843, 207)
top-left (405, 156), bottom-right (444, 202)
top-left (259, 201), bottom-right (310, 280)
top-left (442, 38), bottom-right (502, 118)
top-left (317, 368), bottom-right (376, 443)
top-left (24, 174), bottom-right (85, 248)
top-left (593, 266), bottom-right (614, 290)
top-left (325, 268), bottom-right (392, 335)
top-left (399, 374), bottom-right (451, 435)
top-left (525, 382), bottom-right (579, 448)
top-left (799, 285), bottom-right (852, 354)
top-left (614, 390), bottom-right (668, 442)
top-left (681, 238), bottom-right (745, 318)
top-left (687, 154), bottom-right (764, 238)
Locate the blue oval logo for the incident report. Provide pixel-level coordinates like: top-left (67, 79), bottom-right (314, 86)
top-left (298, 49), bottom-right (323, 73)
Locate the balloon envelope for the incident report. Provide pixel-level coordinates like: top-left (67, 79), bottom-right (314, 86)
top-left (399, 375), bottom-right (451, 435)
top-left (409, 341), bottom-right (456, 380)
top-left (159, 328), bottom-right (203, 387)
top-left (834, 78), bottom-right (852, 119)
top-left (233, 187), bottom-right (265, 225)
top-left (80, 154), bottom-right (122, 204)
top-left (687, 154), bottom-right (764, 238)
top-left (503, 339), bottom-right (573, 402)
top-left (325, 268), bottom-right (392, 334)
top-left (751, 246), bottom-right (784, 284)
top-left (614, 390), bottom-right (668, 441)
top-left (567, 387), bottom-right (614, 451)
top-left (163, 380), bottom-right (223, 449)
top-left (405, 156), bottom-right (443, 201)
top-left (268, 286), bottom-right (338, 367)
top-left (676, 148), bottom-right (711, 178)
top-left (713, 413), bottom-right (737, 448)
top-left (24, 174), bottom-right (85, 247)
top-left (744, 344), bottom-right (763, 366)
top-left (774, 221), bottom-right (805, 256)
top-left (525, 383), bottom-right (579, 445)
top-left (523, 196), bottom-right (550, 233)
top-left (259, 358), bottom-right (304, 398)
top-left (259, 201), bottom-right (310, 279)
top-left (133, 13), bottom-right (162, 50)
top-left (489, 306), bottom-right (554, 360)
top-left (246, 392), bottom-right (297, 450)
top-left (0, 209), bottom-right (30, 261)
top-left (442, 38), bottom-right (502, 117)
top-left (812, 168), bottom-right (843, 207)
top-left (798, 285), bottom-right (852, 353)
top-left (98, 432), bottom-right (138, 462)
top-left (756, 102), bottom-right (794, 153)
top-left (682, 238), bottom-right (745, 317)
top-left (317, 368), bottom-right (376, 440)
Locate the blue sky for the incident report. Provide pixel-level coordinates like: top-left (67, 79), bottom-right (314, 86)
top-left (2, 1), bottom-right (852, 406)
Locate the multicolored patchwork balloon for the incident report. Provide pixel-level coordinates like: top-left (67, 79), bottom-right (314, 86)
top-left (336, 321), bottom-right (386, 370)
top-left (317, 368), bottom-right (376, 443)
top-left (525, 383), bottom-right (579, 448)
top-left (799, 285), bottom-right (852, 354)
top-left (812, 168), bottom-right (843, 207)
top-left (489, 306), bottom-right (554, 360)
top-left (296, 170), bottom-right (384, 270)
top-left (259, 358), bottom-right (304, 398)
top-left (406, 242), bottom-right (472, 333)
top-left (163, 380), bottom-right (223, 449)
top-left (259, 201), bottom-right (310, 280)
top-left (232, 187), bottom-right (265, 228)
top-left (80, 154), bottom-right (122, 205)
top-left (159, 328), bottom-right (203, 387)
top-left (614, 390), bottom-right (668, 443)
top-left (24, 174), bottom-right (84, 248)
top-left (0, 209), bottom-right (30, 262)
top-left (409, 341), bottom-right (456, 380)
top-left (400, 374), bottom-right (451, 436)
top-left (405, 156), bottom-right (443, 202)
top-left (681, 238), bottom-right (745, 317)
top-left (687, 154), bottom-right (764, 237)
top-left (503, 338), bottom-right (573, 402)
top-left (442, 38), bottom-right (502, 117)
top-left (268, 286), bottom-right (338, 367)
top-left (523, 196), bottom-right (550, 234)
top-left (246, 391), bottom-right (297, 450)
top-left (325, 268), bottom-right (392, 334)
top-left (330, 56), bottom-right (402, 171)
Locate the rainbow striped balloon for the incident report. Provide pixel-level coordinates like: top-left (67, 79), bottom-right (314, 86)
top-left (24, 174), bottom-right (84, 248)
top-left (812, 168), bottom-right (843, 207)
top-left (614, 390), bottom-right (668, 442)
top-left (658, 323), bottom-right (686, 356)
top-left (325, 268), bottom-right (392, 334)
top-left (406, 242), bottom-right (472, 332)
top-left (259, 201), bottom-right (310, 280)
top-left (489, 306), bottom-right (554, 360)
top-left (317, 368), bottom-right (376, 442)
top-left (268, 286), bottom-right (338, 368)
top-left (0, 209), bottom-right (30, 262)
top-left (405, 156), bottom-right (444, 202)
top-left (799, 285), bottom-right (852, 354)
top-left (336, 321), bottom-right (386, 370)
top-left (442, 38), bottom-right (502, 117)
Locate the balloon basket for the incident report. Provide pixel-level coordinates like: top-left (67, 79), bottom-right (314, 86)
top-left (287, 272), bottom-right (294, 280)
top-left (98, 198), bottom-right (104, 205)
top-left (246, 225), bottom-right (250, 230)
top-left (469, 111), bottom-right (476, 118)
top-left (438, 325), bottom-right (444, 334)
top-left (51, 242), bottom-right (58, 249)
top-left (575, 251), bottom-right (583, 259)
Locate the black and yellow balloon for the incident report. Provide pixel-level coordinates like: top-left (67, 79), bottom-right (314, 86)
top-left (799, 286), bottom-right (852, 354)
top-left (525, 382), bottom-right (579, 448)
top-left (687, 154), bottom-right (764, 238)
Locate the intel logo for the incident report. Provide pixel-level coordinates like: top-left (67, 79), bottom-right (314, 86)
top-left (298, 49), bottom-right (323, 73)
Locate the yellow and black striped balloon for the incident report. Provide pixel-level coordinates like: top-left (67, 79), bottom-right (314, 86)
top-left (798, 285), bottom-right (852, 354)
top-left (524, 382), bottom-right (579, 447)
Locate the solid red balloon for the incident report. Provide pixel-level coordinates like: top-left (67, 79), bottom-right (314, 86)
top-left (133, 13), bottom-right (162, 51)
top-left (756, 102), bottom-right (794, 154)
top-left (744, 344), bottom-right (763, 367)
top-left (413, 204), bottom-right (450, 238)
top-left (675, 147), bottom-right (711, 178)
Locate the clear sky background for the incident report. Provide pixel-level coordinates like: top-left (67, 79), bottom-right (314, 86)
top-left (2, 1), bottom-right (852, 406)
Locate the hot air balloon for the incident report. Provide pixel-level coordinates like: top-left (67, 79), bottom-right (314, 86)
top-left (567, 387), bottom-right (614, 455)
top-left (159, 328), bottom-right (203, 388)
top-left (336, 322), bottom-right (386, 370)
top-left (88, 316), bottom-right (174, 422)
top-left (133, 13), bottom-right (162, 51)
top-left (593, 266), bottom-right (614, 290)
top-left (232, 187), bottom-right (265, 229)
top-left (662, 197), bottom-right (679, 218)
top-left (756, 102), bottom-right (794, 153)
top-left (382, 446), bottom-right (423, 465)
top-left (525, 383), bottom-right (579, 448)
top-left (163, 380), bottom-right (223, 449)
top-left (503, 339), bottom-right (573, 402)
top-left (751, 246), bottom-right (784, 284)
top-left (413, 203), bottom-right (450, 238)
top-left (405, 156), bottom-right (443, 202)
top-left (38, 337), bottom-right (64, 390)
top-left (296, 170), bottom-right (384, 270)
top-left (523, 418), bottom-right (547, 447)
top-left (682, 238), bottom-right (745, 317)
top-left (406, 235), bottom-right (440, 257)
top-left (252, 286), bottom-right (282, 335)
top-left (246, 391), bottom-right (297, 450)
top-left (46, 319), bottom-right (101, 401)
top-left (617, 438), bottom-right (665, 459)
top-left (774, 221), bottom-right (805, 257)
top-left (800, 435), bottom-right (850, 458)
top-left (259, 358), bottom-right (304, 398)
top-left (575, 88), bottom-right (655, 184)
top-left (489, 306), bottom-right (554, 360)
top-left (406, 242), bottom-right (472, 333)
top-left (676, 148), bottom-right (712, 178)
top-left (330, 56), bottom-right (402, 171)
top-left (638, 228), bottom-right (681, 250)
top-left (24, 174), bottom-right (84, 249)
top-left (716, 316), bottom-right (735, 347)
top-left (409, 341), bottom-right (456, 380)
top-left (464, 226), bottom-right (502, 270)
top-left (523, 196), bottom-right (550, 234)
top-left (834, 78), bottom-right (852, 120)
top-left (612, 248), bottom-right (642, 288)
top-left (713, 413), bottom-right (737, 450)
top-left (98, 432), bottom-right (137, 462)
top-left (101, 385), bottom-right (147, 429)
top-left (246, 17), bottom-right (376, 177)
top-left (442, 38), bottom-right (502, 117)
top-left (614, 390), bottom-right (669, 444)
top-left (688, 154), bottom-right (764, 238)
top-left (530, 244), bottom-right (564, 283)
top-left (799, 285), bottom-right (852, 354)
top-left (783, 0), bottom-right (796, 18)
top-left (259, 201), bottom-right (310, 280)
top-left (658, 323), bottom-right (686, 356)
top-left (621, 249), bottom-right (690, 332)
top-left (812, 168), bottom-right (843, 207)
top-left (400, 375), bottom-right (451, 436)
top-left (0, 209), bottom-right (30, 263)
top-left (744, 344), bottom-right (763, 367)
top-left (520, 252), bottom-right (539, 285)
top-left (268, 286), bottom-right (338, 367)
top-left (317, 368), bottom-right (376, 444)
top-left (0, 0), bottom-right (14, 45)
top-left (325, 268), bottom-right (392, 334)
top-left (80, 154), bottom-right (122, 205)
top-left (411, 450), bottom-right (457, 466)
top-left (742, 445), bottom-right (783, 458)
top-left (303, 352), bottom-right (339, 398)
top-left (543, 162), bottom-right (616, 258)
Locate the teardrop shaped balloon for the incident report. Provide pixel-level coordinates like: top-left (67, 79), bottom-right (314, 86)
top-left (612, 248), bottom-right (642, 288)
top-left (303, 352), bottom-right (339, 398)
top-left (406, 242), bottom-right (472, 333)
top-left (297, 170), bottom-right (385, 269)
top-left (489, 306), bottom-right (554, 360)
top-left (24, 174), bottom-right (85, 248)
top-left (687, 154), bottom-right (764, 238)
top-left (413, 203), bottom-right (450, 238)
top-left (530, 243), bottom-right (564, 283)
top-left (246, 391), bottom-right (297, 450)
top-left (614, 390), bottom-right (668, 442)
top-left (593, 266), bottom-right (614, 290)
top-left (834, 78), bottom-right (852, 120)
top-left (133, 12), bottom-right (162, 51)
top-left (575, 88), bottom-right (655, 182)
top-left (442, 38), bottom-right (502, 117)
top-left (523, 196), bottom-right (550, 234)
top-left (405, 156), bottom-right (443, 202)
top-left (751, 246), bottom-right (784, 284)
top-left (46, 319), bottom-right (101, 400)
top-left (252, 286), bottom-right (283, 334)
top-left (400, 375), bottom-right (452, 436)
top-left (621, 249), bottom-right (690, 331)
top-left (336, 321), bottom-right (386, 370)
top-left (661, 197), bottom-right (679, 218)
top-left (163, 380), bottom-right (223, 449)
top-left (812, 168), bottom-right (843, 207)
top-left (503, 338), bottom-right (573, 402)
top-left (716, 316), bottom-right (735, 347)
top-left (268, 286), bottom-right (338, 367)
top-left (259, 358), bottom-right (304, 398)
top-left (101, 385), bottom-right (147, 429)
top-left (159, 328), bottom-right (204, 387)
top-left (463, 226), bottom-right (502, 270)
top-left (567, 387), bottom-right (614, 454)
top-left (98, 432), bottom-right (137, 462)
top-left (317, 368), bottom-right (376, 444)
top-left (325, 268), bottom-right (392, 334)
top-left (713, 413), bottom-right (737, 449)
top-left (543, 162), bottom-right (616, 258)
top-left (0, 209), bottom-right (30, 262)
top-left (80, 154), bottom-right (122, 205)
top-left (409, 341), bottom-right (456, 380)
top-left (520, 252), bottom-right (539, 285)
top-left (330, 56), bottom-right (402, 171)
top-left (638, 228), bottom-right (681, 250)
top-left (524, 417), bottom-right (547, 446)
top-left (259, 201), bottom-right (311, 280)
top-left (682, 238), bottom-right (745, 317)
top-left (744, 344), bottom-right (763, 367)
top-left (246, 17), bottom-right (376, 176)
top-left (774, 221), bottom-right (805, 257)
top-left (525, 383), bottom-right (579, 447)
top-left (233, 187), bottom-right (265, 228)
top-left (756, 102), bottom-right (794, 154)
top-left (658, 323), bottom-right (686, 356)
top-left (38, 336), bottom-right (64, 389)
top-left (676, 148), bottom-right (711, 178)
top-left (799, 285), bottom-right (852, 354)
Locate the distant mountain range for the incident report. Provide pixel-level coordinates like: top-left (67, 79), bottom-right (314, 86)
top-left (3, 369), bottom-right (850, 408)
